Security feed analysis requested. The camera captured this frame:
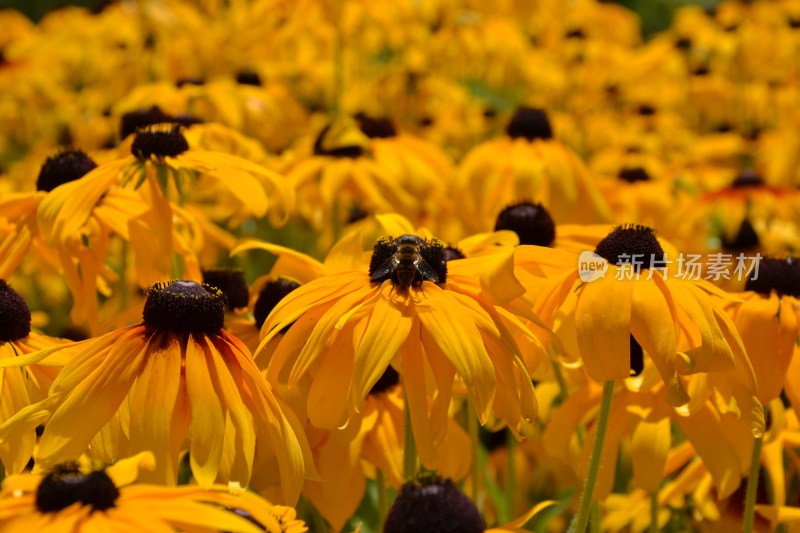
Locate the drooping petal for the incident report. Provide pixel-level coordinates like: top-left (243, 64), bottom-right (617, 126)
top-left (416, 284), bottom-right (496, 422)
top-left (575, 274), bottom-right (632, 381)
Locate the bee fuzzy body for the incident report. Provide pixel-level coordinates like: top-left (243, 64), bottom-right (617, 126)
top-left (370, 234), bottom-right (442, 291)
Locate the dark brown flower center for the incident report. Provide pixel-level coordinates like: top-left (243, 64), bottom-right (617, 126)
top-left (201, 269), bottom-right (249, 310)
top-left (35, 464), bottom-right (119, 513)
top-left (385, 477), bottom-right (485, 533)
top-left (618, 167), bottom-right (651, 184)
top-left (506, 107), bottom-right (553, 141)
top-left (131, 124), bottom-right (190, 160)
top-left (235, 70), bottom-right (262, 86)
top-left (745, 257), bottom-right (800, 298)
top-left (253, 278), bottom-right (301, 330)
top-left (142, 280), bottom-right (225, 334)
top-left (36, 149), bottom-right (98, 192)
top-left (594, 224), bottom-right (666, 273)
top-left (494, 201), bottom-right (556, 247)
top-left (355, 113), bottom-right (398, 139)
top-left (721, 218), bottom-right (760, 252)
top-left (0, 280), bottom-right (31, 342)
top-left (120, 106), bottom-right (202, 140)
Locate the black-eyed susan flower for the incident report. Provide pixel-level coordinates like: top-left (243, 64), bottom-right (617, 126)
top-left (0, 149), bottom-right (149, 332)
top-left (257, 232), bottom-right (546, 474)
top-left (286, 116), bottom-right (424, 247)
top-left (0, 451), bottom-right (308, 533)
top-left (454, 107), bottom-right (613, 236)
top-left (727, 257), bottom-right (800, 407)
top-left (37, 123), bottom-right (294, 289)
top-left (0, 280), bottom-right (70, 472)
top-left (0, 280), bottom-right (314, 504)
top-left (521, 224), bottom-right (760, 531)
top-left (301, 366), bottom-right (471, 532)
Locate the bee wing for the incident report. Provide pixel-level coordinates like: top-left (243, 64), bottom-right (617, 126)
top-left (414, 257), bottom-right (439, 283)
top-left (370, 256), bottom-right (399, 282)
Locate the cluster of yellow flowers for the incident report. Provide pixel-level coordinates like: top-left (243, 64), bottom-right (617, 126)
top-left (1, 0), bottom-right (800, 531)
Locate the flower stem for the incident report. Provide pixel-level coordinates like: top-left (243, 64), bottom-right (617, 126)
top-left (376, 469), bottom-right (388, 529)
top-left (403, 390), bottom-right (418, 481)
top-left (506, 430), bottom-right (517, 517)
top-left (569, 380), bottom-right (615, 533)
top-left (743, 434), bottom-right (764, 533)
top-left (468, 401), bottom-right (482, 503)
top-left (649, 490), bottom-right (659, 533)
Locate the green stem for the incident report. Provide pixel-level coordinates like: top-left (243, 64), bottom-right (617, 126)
top-left (506, 430), bottom-right (517, 517)
top-left (467, 401), bottom-right (481, 502)
top-left (743, 434), bottom-right (764, 533)
top-left (568, 380), bottom-right (615, 533)
top-left (589, 502), bottom-right (600, 533)
top-left (403, 390), bottom-right (418, 481)
top-left (553, 361), bottom-right (570, 403)
top-left (376, 469), bottom-right (388, 529)
top-left (649, 490), bottom-right (659, 533)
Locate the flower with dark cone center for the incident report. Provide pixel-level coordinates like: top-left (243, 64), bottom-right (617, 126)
top-left (35, 464), bottom-right (120, 513)
top-left (312, 124), bottom-right (365, 159)
top-left (235, 70), bottom-right (262, 86)
top-left (731, 169), bottom-right (765, 188)
top-left (506, 107), bottom-right (553, 141)
top-left (368, 365), bottom-right (400, 396)
top-left (0, 280), bottom-right (31, 342)
top-left (594, 224), bottom-right (666, 273)
top-left (354, 112), bottom-right (397, 139)
top-left (131, 124), bottom-right (190, 160)
top-left (745, 257), bottom-right (800, 298)
top-left (201, 269), bottom-right (249, 310)
top-left (721, 218), bottom-right (760, 252)
top-left (617, 167), bottom-right (651, 184)
top-left (253, 278), bottom-right (301, 330)
top-left (630, 335), bottom-right (644, 377)
top-left (494, 201), bottom-right (556, 247)
top-left (369, 235), bottom-right (447, 288)
top-left (384, 477), bottom-right (485, 533)
top-left (36, 149), bottom-right (98, 193)
top-left (142, 280), bottom-right (225, 334)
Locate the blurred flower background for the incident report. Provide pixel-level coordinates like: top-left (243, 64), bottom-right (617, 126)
top-left (2, 0), bottom-right (800, 532)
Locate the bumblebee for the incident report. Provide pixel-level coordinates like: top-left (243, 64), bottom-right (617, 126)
top-left (370, 234), bottom-right (440, 290)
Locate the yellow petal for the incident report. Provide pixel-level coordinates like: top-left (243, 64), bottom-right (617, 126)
top-left (575, 274), bottom-right (632, 381)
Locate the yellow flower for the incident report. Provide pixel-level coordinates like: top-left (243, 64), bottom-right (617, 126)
top-left (257, 233), bottom-right (545, 471)
top-left (0, 280), bottom-right (314, 504)
top-left (726, 257), bottom-right (800, 405)
top-left (37, 124), bottom-right (294, 290)
top-left (302, 369), bottom-right (471, 531)
top-left (0, 149), bottom-right (148, 332)
top-left (527, 224), bottom-right (758, 411)
top-left (0, 451), bottom-right (307, 533)
top-left (454, 107), bottom-right (613, 236)
top-left (0, 280), bottom-right (71, 472)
